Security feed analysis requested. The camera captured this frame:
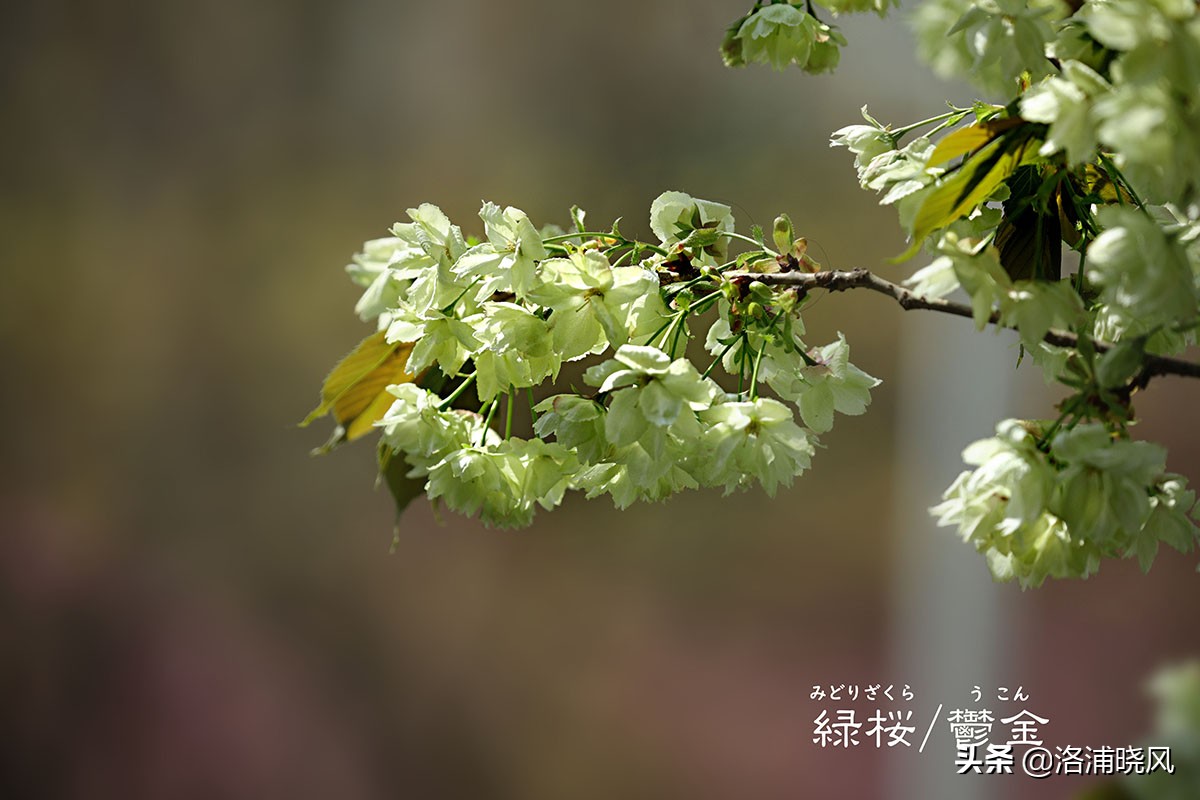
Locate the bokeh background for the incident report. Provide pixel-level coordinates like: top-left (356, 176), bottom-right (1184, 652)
top-left (2, 2), bottom-right (1198, 798)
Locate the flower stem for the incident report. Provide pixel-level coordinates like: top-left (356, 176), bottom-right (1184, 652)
top-left (738, 332), bottom-right (749, 396)
top-left (505, 387), bottom-right (515, 439)
top-left (749, 336), bottom-right (768, 400)
top-left (480, 398), bottom-right (500, 445)
top-left (438, 372), bottom-right (477, 409)
top-left (725, 231), bottom-right (777, 254)
top-left (889, 109), bottom-right (964, 143)
top-left (703, 337), bottom-right (740, 379)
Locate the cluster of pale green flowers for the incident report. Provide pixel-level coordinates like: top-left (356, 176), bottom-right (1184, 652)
top-left (831, 116), bottom-right (941, 233)
top-left (933, 420), bottom-right (1199, 587)
top-left (906, 231), bottom-right (1085, 345)
top-left (817, 0), bottom-right (1200, 581)
top-left (911, 0), bottom-right (1200, 204)
top-left (832, 104), bottom-right (1199, 369)
top-left (340, 191), bottom-right (878, 527)
top-left (854, 0), bottom-right (1200, 260)
top-left (913, 0), bottom-right (1062, 96)
top-left (1022, 0), bottom-right (1200, 204)
top-left (1120, 661), bottom-right (1200, 798)
top-left (719, 0), bottom-right (907, 74)
top-left (313, 0), bottom-right (1200, 585)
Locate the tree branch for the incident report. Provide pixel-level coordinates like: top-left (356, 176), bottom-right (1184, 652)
top-left (725, 268), bottom-right (1200, 382)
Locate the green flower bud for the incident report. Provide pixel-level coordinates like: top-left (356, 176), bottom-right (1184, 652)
top-left (773, 214), bottom-right (795, 255)
top-left (720, 16), bottom-right (748, 67)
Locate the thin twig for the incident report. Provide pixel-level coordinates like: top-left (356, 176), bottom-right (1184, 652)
top-left (723, 268), bottom-right (1200, 382)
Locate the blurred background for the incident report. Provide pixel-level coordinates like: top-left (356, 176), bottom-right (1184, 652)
top-left (2, 1), bottom-right (1198, 798)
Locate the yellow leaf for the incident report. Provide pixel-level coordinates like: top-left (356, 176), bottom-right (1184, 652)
top-left (926, 117), bottom-right (1025, 168)
top-left (1079, 163), bottom-right (1133, 204)
top-left (300, 330), bottom-right (418, 449)
top-left (927, 125), bottom-right (995, 168)
top-left (337, 347), bottom-right (415, 441)
top-left (895, 135), bottom-right (1037, 263)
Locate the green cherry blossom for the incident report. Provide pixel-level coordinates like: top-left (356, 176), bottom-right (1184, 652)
top-left (1086, 207), bottom-right (1199, 341)
top-left (734, 4), bottom-right (818, 72)
top-left (471, 302), bottom-right (559, 401)
top-left (649, 191), bottom-right (736, 263)
top-left (768, 334), bottom-right (881, 433)
top-left (533, 395), bottom-right (610, 465)
top-left (584, 345), bottom-right (718, 430)
top-left (698, 397), bottom-right (816, 495)
top-left (528, 250), bottom-right (667, 360)
top-left (377, 384), bottom-right (497, 474)
top-left (452, 202), bottom-right (547, 301)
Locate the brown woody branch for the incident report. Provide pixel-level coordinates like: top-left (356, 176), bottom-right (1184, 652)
top-left (724, 268), bottom-right (1200, 382)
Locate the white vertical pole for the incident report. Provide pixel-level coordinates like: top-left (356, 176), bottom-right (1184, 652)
top-left (887, 314), bottom-right (1016, 800)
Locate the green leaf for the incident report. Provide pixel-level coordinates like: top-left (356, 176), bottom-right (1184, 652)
top-left (378, 444), bottom-right (426, 525)
top-left (896, 131), bottom-right (1037, 262)
top-left (751, 223), bottom-right (766, 248)
top-left (995, 165), bottom-right (1063, 282)
top-left (1133, 526), bottom-right (1160, 572)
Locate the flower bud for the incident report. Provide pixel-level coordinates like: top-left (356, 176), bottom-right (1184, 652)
top-left (719, 18), bottom-right (747, 68)
top-left (773, 214), bottom-right (795, 255)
